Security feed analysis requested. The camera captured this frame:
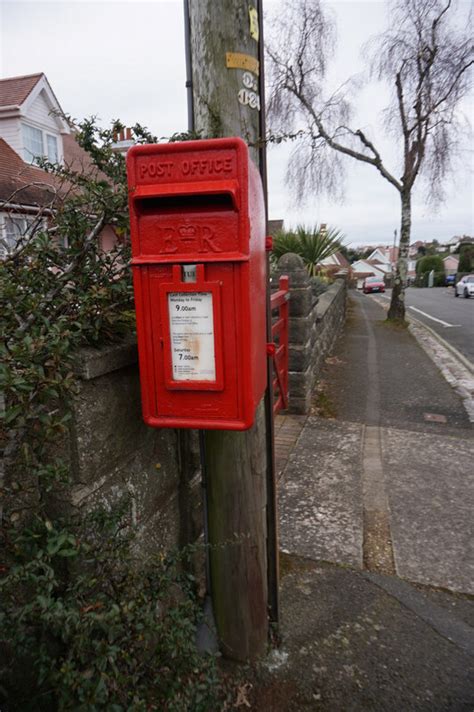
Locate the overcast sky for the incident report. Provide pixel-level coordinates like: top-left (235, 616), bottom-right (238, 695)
top-left (1, 0), bottom-right (472, 246)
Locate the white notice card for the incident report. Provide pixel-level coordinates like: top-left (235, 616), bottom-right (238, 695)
top-left (168, 292), bottom-right (216, 381)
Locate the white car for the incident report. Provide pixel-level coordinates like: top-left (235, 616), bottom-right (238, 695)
top-left (454, 274), bottom-right (474, 298)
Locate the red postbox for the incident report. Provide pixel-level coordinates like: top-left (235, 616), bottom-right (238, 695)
top-left (126, 137), bottom-right (267, 430)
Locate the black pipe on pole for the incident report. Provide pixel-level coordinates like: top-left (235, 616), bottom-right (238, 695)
top-left (257, 0), bottom-right (268, 201)
top-left (183, 0), bottom-right (195, 133)
top-left (257, 0), bottom-right (280, 627)
top-left (183, 0), bottom-right (212, 601)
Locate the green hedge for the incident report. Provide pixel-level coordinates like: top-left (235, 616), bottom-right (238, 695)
top-left (0, 119), bottom-right (230, 710)
top-left (416, 254), bottom-right (444, 275)
top-left (458, 244), bottom-right (473, 272)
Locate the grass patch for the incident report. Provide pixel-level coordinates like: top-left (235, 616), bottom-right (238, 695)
top-left (383, 317), bottom-right (409, 329)
top-left (311, 388), bottom-right (337, 419)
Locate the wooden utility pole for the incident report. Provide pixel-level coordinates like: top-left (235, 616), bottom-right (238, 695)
top-left (185, 0), bottom-right (275, 661)
top-left (187, 1), bottom-right (260, 163)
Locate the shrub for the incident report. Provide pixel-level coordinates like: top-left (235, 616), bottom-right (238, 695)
top-left (0, 120), bottom-right (229, 710)
top-left (458, 243), bottom-right (473, 272)
top-left (0, 507), bottom-right (226, 711)
top-left (416, 254), bottom-right (444, 275)
top-left (415, 254), bottom-right (445, 286)
top-left (310, 275), bottom-right (331, 296)
top-left (433, 270), bottom-right (446, 287)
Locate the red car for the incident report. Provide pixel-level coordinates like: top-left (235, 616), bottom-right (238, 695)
top-left (363, 276), bottom-right (385, 294)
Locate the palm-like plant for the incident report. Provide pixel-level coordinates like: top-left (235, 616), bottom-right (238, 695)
top-left (272, 224), bottom-right (344, 276)
top-left (271, 230), bottom-right (302, 262)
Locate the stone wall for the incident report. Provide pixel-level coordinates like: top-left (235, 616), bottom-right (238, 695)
top-left (64, 341), bottom-right (202, 556)
top-left (273, 253), bottom-right (347, 414)
top-left (5, 257), bottom-right (344, 553)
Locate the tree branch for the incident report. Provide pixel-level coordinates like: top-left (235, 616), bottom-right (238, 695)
top-left (421, 59), bottom-right (474, 121)
top-left (296, 90), bottom-right (403, 191)
top-left (396, 66), bottom-right (410, 139)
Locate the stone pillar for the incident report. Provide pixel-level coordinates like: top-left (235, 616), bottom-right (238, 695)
top-left (273, 253), bottom-right (313, 414)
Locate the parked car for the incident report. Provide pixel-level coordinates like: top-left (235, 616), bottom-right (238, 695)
top-left (363, 276), bottom-right (385, 294)
top-left (454, 274), bottom-right (474, 298)
top-left (445, 274), bottom-right (456, 286)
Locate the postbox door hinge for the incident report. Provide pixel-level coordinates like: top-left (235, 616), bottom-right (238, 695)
top-left (267, 342), bottom-right (276, 356)
top-left (265, 236), bottom-right (273, 251)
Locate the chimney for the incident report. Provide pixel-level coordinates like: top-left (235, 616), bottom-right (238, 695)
top-left (111, 127), bottom-right (135, 155)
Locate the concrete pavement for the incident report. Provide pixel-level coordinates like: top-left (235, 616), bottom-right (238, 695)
top-left (249, 292), bottom-right (474, 711)
top-left (372, 291), bottom-right (474, 422)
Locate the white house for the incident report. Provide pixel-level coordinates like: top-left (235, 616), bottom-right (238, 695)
top-left (0, 73), bottom-right (70, 167)
top-left (366, 246), bottom-right (399, 273)
top-left (319, 251), bottom-right (350, 273)
top-left (351, 259), bottom-right (388, 288)
top-left (0, 73), bottom-right (118, 255)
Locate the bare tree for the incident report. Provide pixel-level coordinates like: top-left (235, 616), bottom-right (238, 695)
top-left (266, 0), bottom-right (473, 320)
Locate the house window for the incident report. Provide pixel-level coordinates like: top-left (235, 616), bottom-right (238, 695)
top-left (22, 124), bottom-right (61, 165)
top-left (1, 215), bottom-right (36, 256)
top-left (22, 124), bottom-right (44, 163)
top-left (47, 134), bottom-right (58, 162)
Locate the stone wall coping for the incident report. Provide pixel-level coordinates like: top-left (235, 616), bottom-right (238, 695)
top-left (315, 280), bottom-right (345, 320)
top-left (74, 337), bottom-right (138, 381)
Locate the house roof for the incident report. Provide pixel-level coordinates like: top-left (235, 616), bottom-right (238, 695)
top-left (319, 251), bottom-right (350, 269)
top-left (355, 271), bottom-right (378, 279)
top-left (368, 245), bottom-right (399, 264)
top-left (334, 251), bottom-right (350, 268)
top-left (0, 131), bottom-right (102, 207)
top-left (0, 73), bottom-right (69, 134)
top-left (0, 137), bottom-right (58, 206)
top-left (367, 258), bottom-right (390, 272)
top-left (352, 259), bottom-right (387, 275)
top-left (0, 73), bottom-right (44, 107)
top-left (0, 69), bottom-right (105, 209)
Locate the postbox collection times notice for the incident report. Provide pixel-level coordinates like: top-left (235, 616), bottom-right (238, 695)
top-left (168, 292), bottom-right (216, 381)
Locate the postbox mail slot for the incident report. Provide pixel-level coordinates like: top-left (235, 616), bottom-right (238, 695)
top-left (132, 180), bottom-right (239, 207)
top-left (135, 191), bottom-right (236, 216)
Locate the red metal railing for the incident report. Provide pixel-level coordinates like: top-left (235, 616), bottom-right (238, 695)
top-left (269, 275), bottom-right (289, 414)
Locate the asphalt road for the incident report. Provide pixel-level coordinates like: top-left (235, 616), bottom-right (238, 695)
top-left (378, 287), bottom-right (474, 364)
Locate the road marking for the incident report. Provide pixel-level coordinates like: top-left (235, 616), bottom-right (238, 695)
top-left (408, 306), bottom-right (461, 328)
